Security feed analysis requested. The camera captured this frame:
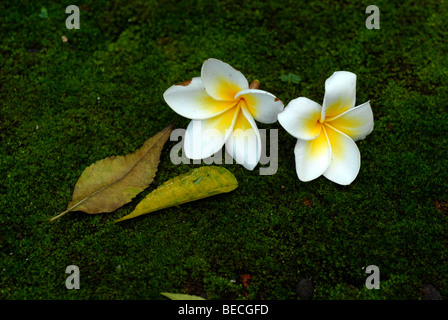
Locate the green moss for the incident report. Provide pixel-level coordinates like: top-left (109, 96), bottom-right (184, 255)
top-left (1, 0), bottom-right (447, 300)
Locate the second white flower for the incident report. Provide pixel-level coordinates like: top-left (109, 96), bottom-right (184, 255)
top-left (278, 71), bottom-right (374, 185)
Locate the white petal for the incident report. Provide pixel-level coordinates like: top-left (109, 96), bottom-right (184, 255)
top-left (323, 124), bottom-right (361, 185)
top-left (201, 58), bottom-right (249, 101)
top-left (225, 105), bottom-right (261, 170)
top-left (234, 89), bottom-right (284, 124)
top-left (184, 106), bottom-right (239, 159)
top-left (294, 126), bottom-right (331, 182)
top-left (163, 77), bottom-right (236, 120)
top-left (326, 101), bottom-right (374, 141)
top-left (321, 71), bottom-right (357, 121)
top-left (278, 97), bottom-right (322, 140)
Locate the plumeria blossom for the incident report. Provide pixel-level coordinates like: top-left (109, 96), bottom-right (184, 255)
top-left (163, 58), bottom-right (284, 170)
top-left (278, 71), bottom-right (374, 185)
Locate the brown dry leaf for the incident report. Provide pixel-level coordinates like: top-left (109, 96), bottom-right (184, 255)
top-left (50, 123), bottom-right (174, 221)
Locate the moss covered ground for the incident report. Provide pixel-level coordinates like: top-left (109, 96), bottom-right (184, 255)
top-left (1, 0), bottom-right (447, 300)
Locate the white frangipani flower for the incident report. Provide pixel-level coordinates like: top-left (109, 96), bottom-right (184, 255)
top-left (163, 58), bottom-right (284, 170)
top-left (278, 71), bottom-right (374, 185)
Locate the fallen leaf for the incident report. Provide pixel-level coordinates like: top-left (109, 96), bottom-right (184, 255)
top-left (115, 166), bottom-right (238, 222)
top-left (160, 292), bottom-right (206, 300)
top-left (240, 274), bottom-right (251, 299)
top-left (50, 123), bottom-right (174, 221)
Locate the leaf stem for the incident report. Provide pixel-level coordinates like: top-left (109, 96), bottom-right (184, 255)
top-left (49, 196), bottom-right (92, 222)
top-left (49, 209), bottom-right (70, 222)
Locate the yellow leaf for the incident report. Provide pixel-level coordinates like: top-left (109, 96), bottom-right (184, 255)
top-left (116, 166), bottom-right (238, 222)
top-left (50, 124), bottom-right (174, 221)
top-left (160, 292), bottom-right (206, 300)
